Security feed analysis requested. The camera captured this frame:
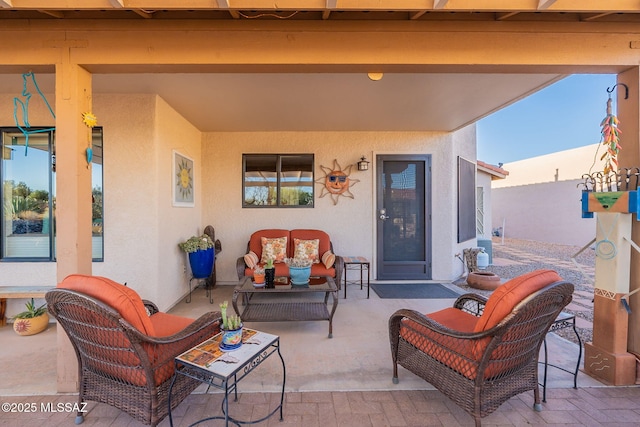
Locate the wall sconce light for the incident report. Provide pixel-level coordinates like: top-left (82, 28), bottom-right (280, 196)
top-left (357, 156), bottom-right (370, 171)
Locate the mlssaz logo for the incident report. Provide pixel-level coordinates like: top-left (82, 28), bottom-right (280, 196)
top-left (40, 402), bottom-right (88, 413)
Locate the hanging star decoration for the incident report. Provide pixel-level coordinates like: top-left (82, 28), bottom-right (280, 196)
top-left (82, 111), bottom-right (97, 168)
top-left (315, 159), bottom-right (360, 205)
top-left (600, 95), bottom-right (621, 175)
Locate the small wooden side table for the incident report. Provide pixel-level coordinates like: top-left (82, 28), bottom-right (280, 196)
top-left (343, 256), bottom-right (370, 299)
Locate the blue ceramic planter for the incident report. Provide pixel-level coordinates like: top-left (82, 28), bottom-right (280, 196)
top-left (188, 247), bottom-right (215, 278)
top-left (289, 266), bottom-right (311, 285)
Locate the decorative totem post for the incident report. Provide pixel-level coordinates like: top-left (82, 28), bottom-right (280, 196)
top-left (580, 170), bottom-right (639, 385)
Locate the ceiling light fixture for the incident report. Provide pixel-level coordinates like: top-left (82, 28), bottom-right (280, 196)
top-left (367, 72), bottom-right (383, 81)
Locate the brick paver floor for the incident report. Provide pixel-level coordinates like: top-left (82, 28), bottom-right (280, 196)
top-left (4, 387), bottom-right (640, 426)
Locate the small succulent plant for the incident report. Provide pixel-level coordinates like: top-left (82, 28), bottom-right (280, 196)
top-left (178, 234), bottom-right (214, 253)
top-left (285, 257), bottom-right (313, 268)
top-left (219, 301), bottom-right (242, 330)
top-left (12, 298), bottom-right (47, 319)
top-left (265, 258), bottom-right (274, 269)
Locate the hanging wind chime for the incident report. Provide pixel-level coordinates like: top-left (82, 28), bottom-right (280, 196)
top-left (600, 87), bottom-right (622, 175)
top-left (82, 111), bottom-right (97, 168)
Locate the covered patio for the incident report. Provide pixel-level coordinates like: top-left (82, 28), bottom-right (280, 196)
top-left (2, 2), bottom-right (640, 425)
top-left (2, 241), bottom-right (633, 426)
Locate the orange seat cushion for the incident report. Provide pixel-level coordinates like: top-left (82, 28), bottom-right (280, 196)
top-left (400, 308), bottom-right (480, 379)
top-left (149, 312), bottom-right (194, 337)
top-left (59, 274), bottom-right (155, 336)
top-left (400, 270), bottom-right (563, 380)
top-left (474, 269), bottom-right (562, 333)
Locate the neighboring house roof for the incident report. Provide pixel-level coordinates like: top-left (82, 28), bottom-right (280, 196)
top-left (477, 160), bottom-right (509, 180)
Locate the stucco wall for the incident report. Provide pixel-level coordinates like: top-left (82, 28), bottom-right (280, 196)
top-left (202, 125), bottom-right (477, 282)
top-left (0, 93), bottom-right (202, 313)
top-left (492, 180), bottom-right (595, 246)
top-left (491, 145), bottom-right (602, 246)
top-left (0, 92), bottom-right (478, 317)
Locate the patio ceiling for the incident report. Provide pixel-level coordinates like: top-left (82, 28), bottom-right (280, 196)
top-left (1, 1), bottom-right (635, 132)
top-left (0, 72), bottom-right (566, 132)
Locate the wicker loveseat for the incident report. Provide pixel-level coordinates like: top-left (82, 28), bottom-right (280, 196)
top-left (236, 229), bottom-right (344, 289)
top-left (389, 270), bottom-right (574, 427)
top-left (46, 275), bottom-right (221, 426)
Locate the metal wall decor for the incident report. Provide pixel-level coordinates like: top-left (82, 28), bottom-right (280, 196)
top-left (315, 159), bottom-right (360, 205)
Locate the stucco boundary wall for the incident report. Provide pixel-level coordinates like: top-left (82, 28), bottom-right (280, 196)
top-left (491, 179), bottom-right (596, 247)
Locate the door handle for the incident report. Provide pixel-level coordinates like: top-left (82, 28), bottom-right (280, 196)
top-left (379, 208), bottom-right (389, 220)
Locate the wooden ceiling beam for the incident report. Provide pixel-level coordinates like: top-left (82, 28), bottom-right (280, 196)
top-left (537, 0), bottom-right (557, 10)
top-left (1, 0), bottom-right (640, 16)
top-left (38, 10), bottom-right (65, 18)
top-left (410, 10), bottom-right (428, 20)
top-left (582, 12), bottom-right (615, 22)
top-left (433, 0), bottom-right (448, 9)
top-left (496, 12), bottom-right (520, 20)
top-left (217, 0), bottom-right (240, 19)
top-left (132, 9), bottom-right (153, 18)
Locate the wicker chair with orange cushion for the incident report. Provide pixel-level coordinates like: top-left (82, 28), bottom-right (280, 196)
top-left (45, 275), bottom-right (221, 426)
top-left (389, 270), bottom-right (574, 427)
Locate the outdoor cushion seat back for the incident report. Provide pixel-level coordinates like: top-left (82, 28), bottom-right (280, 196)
top-left (58, 274), bottom-right (156, 335)
top-left (46, 275), bottom-right (222, 426)
top-left (290, 229), bottom-right (336, 277)
top-left (238, 229), bottom-right (342, 288)
top-left (390, 270), bottom-right (573, 427)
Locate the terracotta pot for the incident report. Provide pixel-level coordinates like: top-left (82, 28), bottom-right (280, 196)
top-left (13, 313), bottom-right (49, 336)
top-left (467, 271), bottom-right (501, 291)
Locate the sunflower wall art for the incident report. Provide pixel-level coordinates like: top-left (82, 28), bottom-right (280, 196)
top-left (315, 159), bottom-right (360, 205)
top-left (173, 150), bottom-right (195, 207)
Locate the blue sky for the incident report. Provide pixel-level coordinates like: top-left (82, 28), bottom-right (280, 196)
top-left (477, 74), bottom-right (618, 166)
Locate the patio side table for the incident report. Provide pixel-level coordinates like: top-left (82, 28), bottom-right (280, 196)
top-left (168, 328), bottom-right (285, 427)
top-left (343, 256), bottom-right (370, 299)
top-left (540, 311), bottom-right (582, 402)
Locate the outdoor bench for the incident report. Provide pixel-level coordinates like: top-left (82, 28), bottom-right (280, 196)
top-left (0, 286), bottom-right (54, 326)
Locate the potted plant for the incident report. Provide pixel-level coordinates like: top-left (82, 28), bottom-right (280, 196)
top-left (219, 301), bottom-right (243, 351)
top-left (286, 257), bottom-right (313, 285)
top-left (179, 234), bottom-right (215, 279)
top-left (12, 298), bottom-right (49, 336)
top-left (264, 258), bottom-right (276, 288)
top-left (253, 266), bottom-right (265, 286)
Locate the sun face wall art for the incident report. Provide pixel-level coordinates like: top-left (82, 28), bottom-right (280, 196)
top-left (315, 159), bottom-right (360, 205)
top-left (173, 150), bottom-right (195, 207)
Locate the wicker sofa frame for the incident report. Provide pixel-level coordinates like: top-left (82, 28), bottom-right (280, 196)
top-left (46, 288), bottom-right (221, 426)
top-left (235, 229), bottom-right (344, 290)
top-left (389, 280), bottom-right (574, 427)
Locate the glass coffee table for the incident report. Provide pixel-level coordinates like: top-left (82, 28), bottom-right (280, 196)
top-left (232, 275), bottom-right (339, 338)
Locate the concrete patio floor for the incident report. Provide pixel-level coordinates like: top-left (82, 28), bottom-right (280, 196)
top-left (3, 274), bottom-right (631, 426)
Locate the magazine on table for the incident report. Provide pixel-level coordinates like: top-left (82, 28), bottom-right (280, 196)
top-left (176, 328), bottom-right (278, 376)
